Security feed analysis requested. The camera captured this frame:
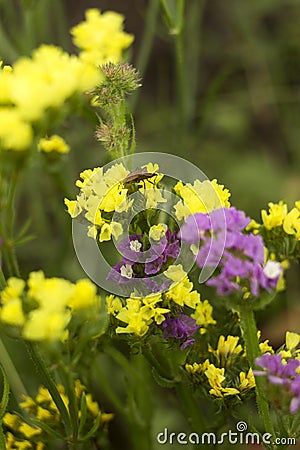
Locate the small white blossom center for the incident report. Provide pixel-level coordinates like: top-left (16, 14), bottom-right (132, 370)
top-left (263, 260), bottom-right (282, 279)
top-left (130, 240), bottom-right (142, 252)
top-left (120, 264), bottom-right (133, 279)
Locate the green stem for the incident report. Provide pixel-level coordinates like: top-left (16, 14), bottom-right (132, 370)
top-left (25, 341), bottom-right (72, 438)
top-left (175, 380), bottom-right (206, 432)
top-left (0, 268), bottom-right (6, 290)
top-left (130, 0), bottom-right (160, 112)
top-left (0, 337), bottom-right (28, 402)
top-left (174, 0), bottom-right (187, 146)
top-left (239, 307), bottom-right (277, 448)
top-left (94, 359), bottom-right (123, 413)
top-left (0, 425), bottom-right (5, 449)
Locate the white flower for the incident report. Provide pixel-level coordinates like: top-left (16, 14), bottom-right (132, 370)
top-left (263, 260), bottom-right (282, 279)
top-left (130, 240), bottom-right (142, 252)
top-left (120, 264), bottom-right (133, 279)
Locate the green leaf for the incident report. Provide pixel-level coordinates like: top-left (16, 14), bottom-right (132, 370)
top-left (78, 392), bottom-right (87, 437)
top-left (151, 367), bottom-right (178, 388)
top-left (31, 417), bottom-right (65, 440)
top-left (0, 363), bottom-right (10, 419)
top-left (80, 413), bottom-right (102, 441)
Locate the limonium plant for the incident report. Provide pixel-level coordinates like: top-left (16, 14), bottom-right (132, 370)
top-left (0, 5), bottom-right (300, 450)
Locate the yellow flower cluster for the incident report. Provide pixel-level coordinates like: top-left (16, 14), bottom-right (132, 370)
top-left (191, 300), bottom-right (216, 333)
top-left (280, 331), bottom-right (300, 360)
top-left (208, 335), bottom-right (243, 368)
top-left (261, 200), bottom-right (300, 239)
top-left (4, 380), bottom-right (113, 449)
top-left (113, 294), bottom-right (170, 337)
top-left (107, 270), bottom-right (216, 337)
top-left (71, 9), bottom-right (134, 67)
top-left (38, 135), bottom-right (70, 154)
top-left (65, 162), bottom-right (165, 242)
top-left (0, 272), bottom-right (101, 341)
top-left (185, 360), bottom-right (255, 398)
top-left (174, 179), bottom-right (231, 220)
top-left (0, 9), bottom-right (133, 152)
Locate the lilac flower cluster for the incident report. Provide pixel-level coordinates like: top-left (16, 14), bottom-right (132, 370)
top-left (107, 228), bottom-right (180, 284)
top-left (254, 354), bottom-right (300, 413)
top-left (180, 207), bottom-right (282, 297)
top-left (161, 314), bottom-right (200, 350)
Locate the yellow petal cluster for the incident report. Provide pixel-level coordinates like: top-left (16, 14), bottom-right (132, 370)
top-left (164, 275), bottom-right (200, 309)
top-left (38, 135), bottom-right (70, 154)
top-left (191, 299), bottom-right (216, 333)
top-left (114, 294), bottom-right (170, 337)
top-left (174, 179), bottom-right (231, 220)
top-left (205, 363), bottom-right (240, 397)
top-left (71, 9), bottom-right (134, 67)
top-left (0, 8), bottom-right (133, 152)
top-left (208, 335), bottom-right (243, 368)
top-left (4, 381), bottom-right (112, 449)
top-left (108, 275), bottom-right (206, 338)
top-left (0, 272), bottom-right (101, 341)
top-left (261, 200), bottom-right (300, 239)
top-left (186, 360), bottom-right (255, 397)
top-left (65, 163), bottom-right (133, 241)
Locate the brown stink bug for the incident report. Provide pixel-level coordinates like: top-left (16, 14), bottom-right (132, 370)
top-left (123, 167), bottom-right (158, 186)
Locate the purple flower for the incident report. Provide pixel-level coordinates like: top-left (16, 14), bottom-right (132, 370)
top-left (254, 354), bottom-right (300, 414)
top-left (180, 207), bottom-right (282, 297)
top-left (161, 314), bottom-right (200, 349)
top-left (107, 261), bottom-right (136, 284)
top-left (117, 234), bottom-right (144, 263)
top-left (145, 229), bottom-right (180, 276)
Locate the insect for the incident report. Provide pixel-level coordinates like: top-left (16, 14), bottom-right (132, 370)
top-left (123, 167), bottom-right (158, 186)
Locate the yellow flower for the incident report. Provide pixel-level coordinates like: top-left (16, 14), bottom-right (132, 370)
top-left (106, 294), bottom-right (123, 315)
top-left (0, 278), bottom-right (26, 326)
top-left (100, 184), bottom-right (129, 212)
top-left (149, 223), bottom-right (167, 241)
top-left (71, 9), bottom-right (134, 67)
top-left (286, 331), bottom-right (300, 351)
top-left (246, 219), bottom-right (260, 234)
top-left (261, 201), bottom-right (288, 230)
top-left (142, 188), bottom-right (167, 209)
top-left (116, 298), bottom-right (152, 336)
top-left (19, 423), bottom-right (41, 438)
top-left (209, 335), bottom-right (242, 367)
top-left (174, 179), bottom-right (231, 220)
top-left (165, 276), bottom-right (200, 309)
top-left (191, 299), bottom-right (216, 332)
top-left (205, 364), bottom-right (239, 397)
top-left (3, 413), bottom-right (20, 429)
top-left (64, 198), bottom-right (82, 218)
top-left (0, 107), bottom-right (33, 150)
top-left (185, 359), bottom-right (210, 376)
top-left (38, 135), bottom-right (70, 154)
top-left (104, 163), bottom-right (129, 187)
top-left (11, 45), bottom-right (91, 121)
top-left (283, 207), bottom-right (300, 239)
top-left (22, 309), bottom-right (71, 341)
top-left (68, 279), bottom-right (100, 310)
top-left (86, 393), bottom-right (100, 416)
top-left (239, 369), bottom-right (255, 391)
top-left (0, 298), bottom-right (25, 326)
top-left (164, 264), bottom-right (186, 283)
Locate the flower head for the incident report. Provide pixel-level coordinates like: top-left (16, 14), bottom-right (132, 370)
top-left (161, 314), bottom-right (200, 349)
top-left (254, 353), bottom-right (300, 413)
top-left (180, 207), bottom-right (282, 298)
